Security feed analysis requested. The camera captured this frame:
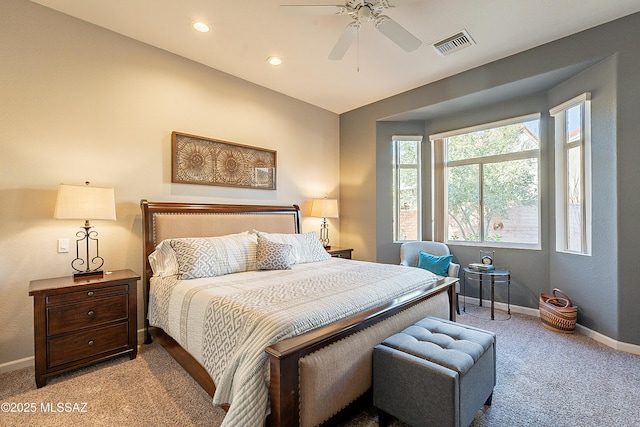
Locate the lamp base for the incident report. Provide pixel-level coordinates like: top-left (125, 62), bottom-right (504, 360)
top-left (319, 218), bottom-right (330, 248)
top-left (73, 270), bottom-right (104, 280)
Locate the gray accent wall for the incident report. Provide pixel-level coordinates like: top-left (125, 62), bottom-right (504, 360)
top-left (548, 57), bottom-right (618, 339)
top-left (341, 13), bottom-right (640, 345)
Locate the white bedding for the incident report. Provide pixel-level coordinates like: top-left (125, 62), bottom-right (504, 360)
top-left (148, 257), bottom-right (440, 427)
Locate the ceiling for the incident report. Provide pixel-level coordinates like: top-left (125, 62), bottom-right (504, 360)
top-left (30, 0), bottom-right (640, 114)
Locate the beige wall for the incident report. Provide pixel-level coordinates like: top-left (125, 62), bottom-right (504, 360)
top-left (0, 0), bottom-right (339, 369)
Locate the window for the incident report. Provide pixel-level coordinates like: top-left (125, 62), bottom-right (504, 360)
top-left (431, 114), bottom-right (541, 247)
top-left (550, 93), bottom-right (591, 255)
top-left (392, 136), bottom-right (422, 241)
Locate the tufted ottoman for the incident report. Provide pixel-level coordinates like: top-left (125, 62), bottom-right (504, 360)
top-left (373, 317), bottom-right (496, 427)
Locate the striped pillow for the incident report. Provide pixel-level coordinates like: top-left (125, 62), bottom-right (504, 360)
top-left (148, 240), bottom-right (180, 277)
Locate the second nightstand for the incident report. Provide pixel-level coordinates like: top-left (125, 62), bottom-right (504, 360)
top-left (29, 269), bottom-right (139, 387)
top-left (326, 247), bottom-right (354, 259)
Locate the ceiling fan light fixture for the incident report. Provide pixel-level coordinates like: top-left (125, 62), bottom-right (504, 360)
top-left (357, 5), bottom-right (373, 22)
top-left (192, 21), bottom-right (210, 33)
top-left (267, 56), bottom-right (283, 66)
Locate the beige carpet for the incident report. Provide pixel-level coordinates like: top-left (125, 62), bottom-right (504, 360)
top-left (2, 307), bottom-right (640, 426)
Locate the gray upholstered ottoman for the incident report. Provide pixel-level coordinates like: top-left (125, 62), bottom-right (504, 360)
top-left (373, 317), bottom-right (496, 427)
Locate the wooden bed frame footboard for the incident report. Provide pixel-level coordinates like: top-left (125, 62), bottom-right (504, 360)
top-left (140, 200), bottom-right (458, 427)
top-left (266, 278), bottom-right (457, 427)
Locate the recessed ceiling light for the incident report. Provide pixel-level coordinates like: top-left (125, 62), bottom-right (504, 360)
top-left (192, 22), bottom-right (210, 33)
top-left (267, 56), bottom-right (283, 66)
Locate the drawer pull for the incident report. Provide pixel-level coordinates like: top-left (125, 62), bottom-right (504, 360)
top-left (87, 291), bottom-right (94, 296)
top-left (88, 340), bottom-right (94, 346)
top-left (87, 310), bottom-right (95, 317)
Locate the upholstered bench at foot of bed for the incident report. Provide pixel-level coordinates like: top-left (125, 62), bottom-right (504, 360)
top-left (372, 316), bottom-right (496, 427)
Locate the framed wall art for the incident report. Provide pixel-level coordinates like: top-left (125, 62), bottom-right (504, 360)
top-left (171, 131), bottom-right (276, 190)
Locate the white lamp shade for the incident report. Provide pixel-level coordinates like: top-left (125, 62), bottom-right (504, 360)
top-left (54, 184), bottom-right (116, 221)
top-left (310, 198), bottom-right (339, 218)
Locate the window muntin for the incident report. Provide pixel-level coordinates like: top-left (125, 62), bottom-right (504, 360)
top-left (433, 114), bottom-right (541, 248)
top-left (551, 93), bottom-right (591, 255)
top-left (393, 136), bottom-right (422, 242)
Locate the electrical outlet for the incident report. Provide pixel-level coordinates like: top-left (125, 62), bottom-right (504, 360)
top-left (57, 238), bottom-right (69, 253)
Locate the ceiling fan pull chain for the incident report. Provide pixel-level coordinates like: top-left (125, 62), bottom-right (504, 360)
top-left (357, 30), bottom-right (360, 72)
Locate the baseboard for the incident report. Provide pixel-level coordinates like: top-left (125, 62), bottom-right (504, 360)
top-left (462, 296), bottom-right (640, 356)
top-left (0, 356), bottom-right (34, 374)
top-left (575, 324), bottom-right (640, 355)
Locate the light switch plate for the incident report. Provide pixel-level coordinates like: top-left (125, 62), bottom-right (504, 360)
top-left (57, 238), bottom-right (69, 253)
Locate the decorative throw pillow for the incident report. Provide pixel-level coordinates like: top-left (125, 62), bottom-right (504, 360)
top-left (256, 236), bottom-right (292, 270)
top-left (417, 251), bottom-right (453, 277)
top-left (169, 233), bottom-right (258, 279)
top-left (255, 231), bottom-right (331, 264)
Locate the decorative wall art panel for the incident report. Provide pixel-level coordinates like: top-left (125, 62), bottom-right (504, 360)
top-left (172, 132), bottom-right (276, 190)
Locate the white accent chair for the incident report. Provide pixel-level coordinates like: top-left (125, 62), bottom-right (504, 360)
top-left (400, 241), bottom-right (460, 313)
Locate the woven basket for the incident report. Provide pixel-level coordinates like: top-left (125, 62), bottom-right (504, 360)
top-left (539, 288), bottom-right (577, 333)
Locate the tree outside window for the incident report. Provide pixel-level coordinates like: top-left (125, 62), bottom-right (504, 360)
top-left (442, 116), bottom-right (540, 246)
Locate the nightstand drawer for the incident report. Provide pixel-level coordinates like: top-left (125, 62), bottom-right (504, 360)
top-left (48, 322), bottom-right (129, 368)
top-left (47, 295), bottom-right (129, 335)
top-left (46, 284), bottom-right (129, 305)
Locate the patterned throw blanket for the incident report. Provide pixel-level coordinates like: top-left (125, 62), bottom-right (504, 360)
top-left (148, 258), bottom-right (439, 427)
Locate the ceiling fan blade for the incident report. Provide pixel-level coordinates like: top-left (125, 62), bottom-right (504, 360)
top-left (279, 5), bottom-right (347, 16)
top-left (374, 15), bottom-right (421, 52)
top-left (328, 22), bottom-right (359, 60)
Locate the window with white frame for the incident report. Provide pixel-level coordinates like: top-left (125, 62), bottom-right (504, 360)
top-left (431, 114), bottom-right (541, 247)
top-left (392, 136), bottom-right (422, 242)
top-left (550, 93), bottom-right (591, 255)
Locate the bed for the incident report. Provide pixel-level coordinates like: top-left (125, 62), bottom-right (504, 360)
top-left (141, 200), bottom-right (458, 427)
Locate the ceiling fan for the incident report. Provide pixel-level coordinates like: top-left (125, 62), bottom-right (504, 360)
top-left (280, 0), bottom-right (421, 60)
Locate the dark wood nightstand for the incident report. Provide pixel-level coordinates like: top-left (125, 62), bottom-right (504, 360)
top-left (29, 269), bottom-right (140, 387)
top-left (326, 247), bottom-right (354, 259)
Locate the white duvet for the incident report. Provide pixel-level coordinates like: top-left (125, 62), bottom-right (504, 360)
top-left (148, 258), bottom-right (439, 427)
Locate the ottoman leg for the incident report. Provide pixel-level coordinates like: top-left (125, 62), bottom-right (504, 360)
top-left (377, 409), bottom-right (393, 427)
top-left (485, 392), bottom-right (493, 406)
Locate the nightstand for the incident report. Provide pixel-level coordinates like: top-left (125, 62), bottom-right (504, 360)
top-left (29, 269), bottom-right (140, 387)
top-left (326, 247), bottom-right (354, 259)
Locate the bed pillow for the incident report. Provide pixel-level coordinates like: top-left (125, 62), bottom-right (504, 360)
top-left (169, 233), bottom-right (258, 279)
top-left (148, 240), bottom-right (180, 277)
top-left (255, 231), bottom-right (331, 264)
top-left (417, 251), bottom-right (452, 277)
top-left (256, 236), bottom-right (292, 270)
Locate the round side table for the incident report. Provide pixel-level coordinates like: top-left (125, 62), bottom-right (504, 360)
top-left (462, 267), bottom-right (511, 320)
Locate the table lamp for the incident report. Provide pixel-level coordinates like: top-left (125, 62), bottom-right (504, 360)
top-left (54, 182), bottom-right (116, 278)
top-left (310, 198), bottom-right (339, 248)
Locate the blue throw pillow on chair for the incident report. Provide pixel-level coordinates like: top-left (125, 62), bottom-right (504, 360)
top-left (417, 251), bottom-right (452, 277)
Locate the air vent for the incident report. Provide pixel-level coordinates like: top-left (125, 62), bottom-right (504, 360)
top-left (433, 30), bottom-right (475, 56)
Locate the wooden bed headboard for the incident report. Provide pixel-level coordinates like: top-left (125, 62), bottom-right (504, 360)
top-left (140, 200), bottom-right (301, 340)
